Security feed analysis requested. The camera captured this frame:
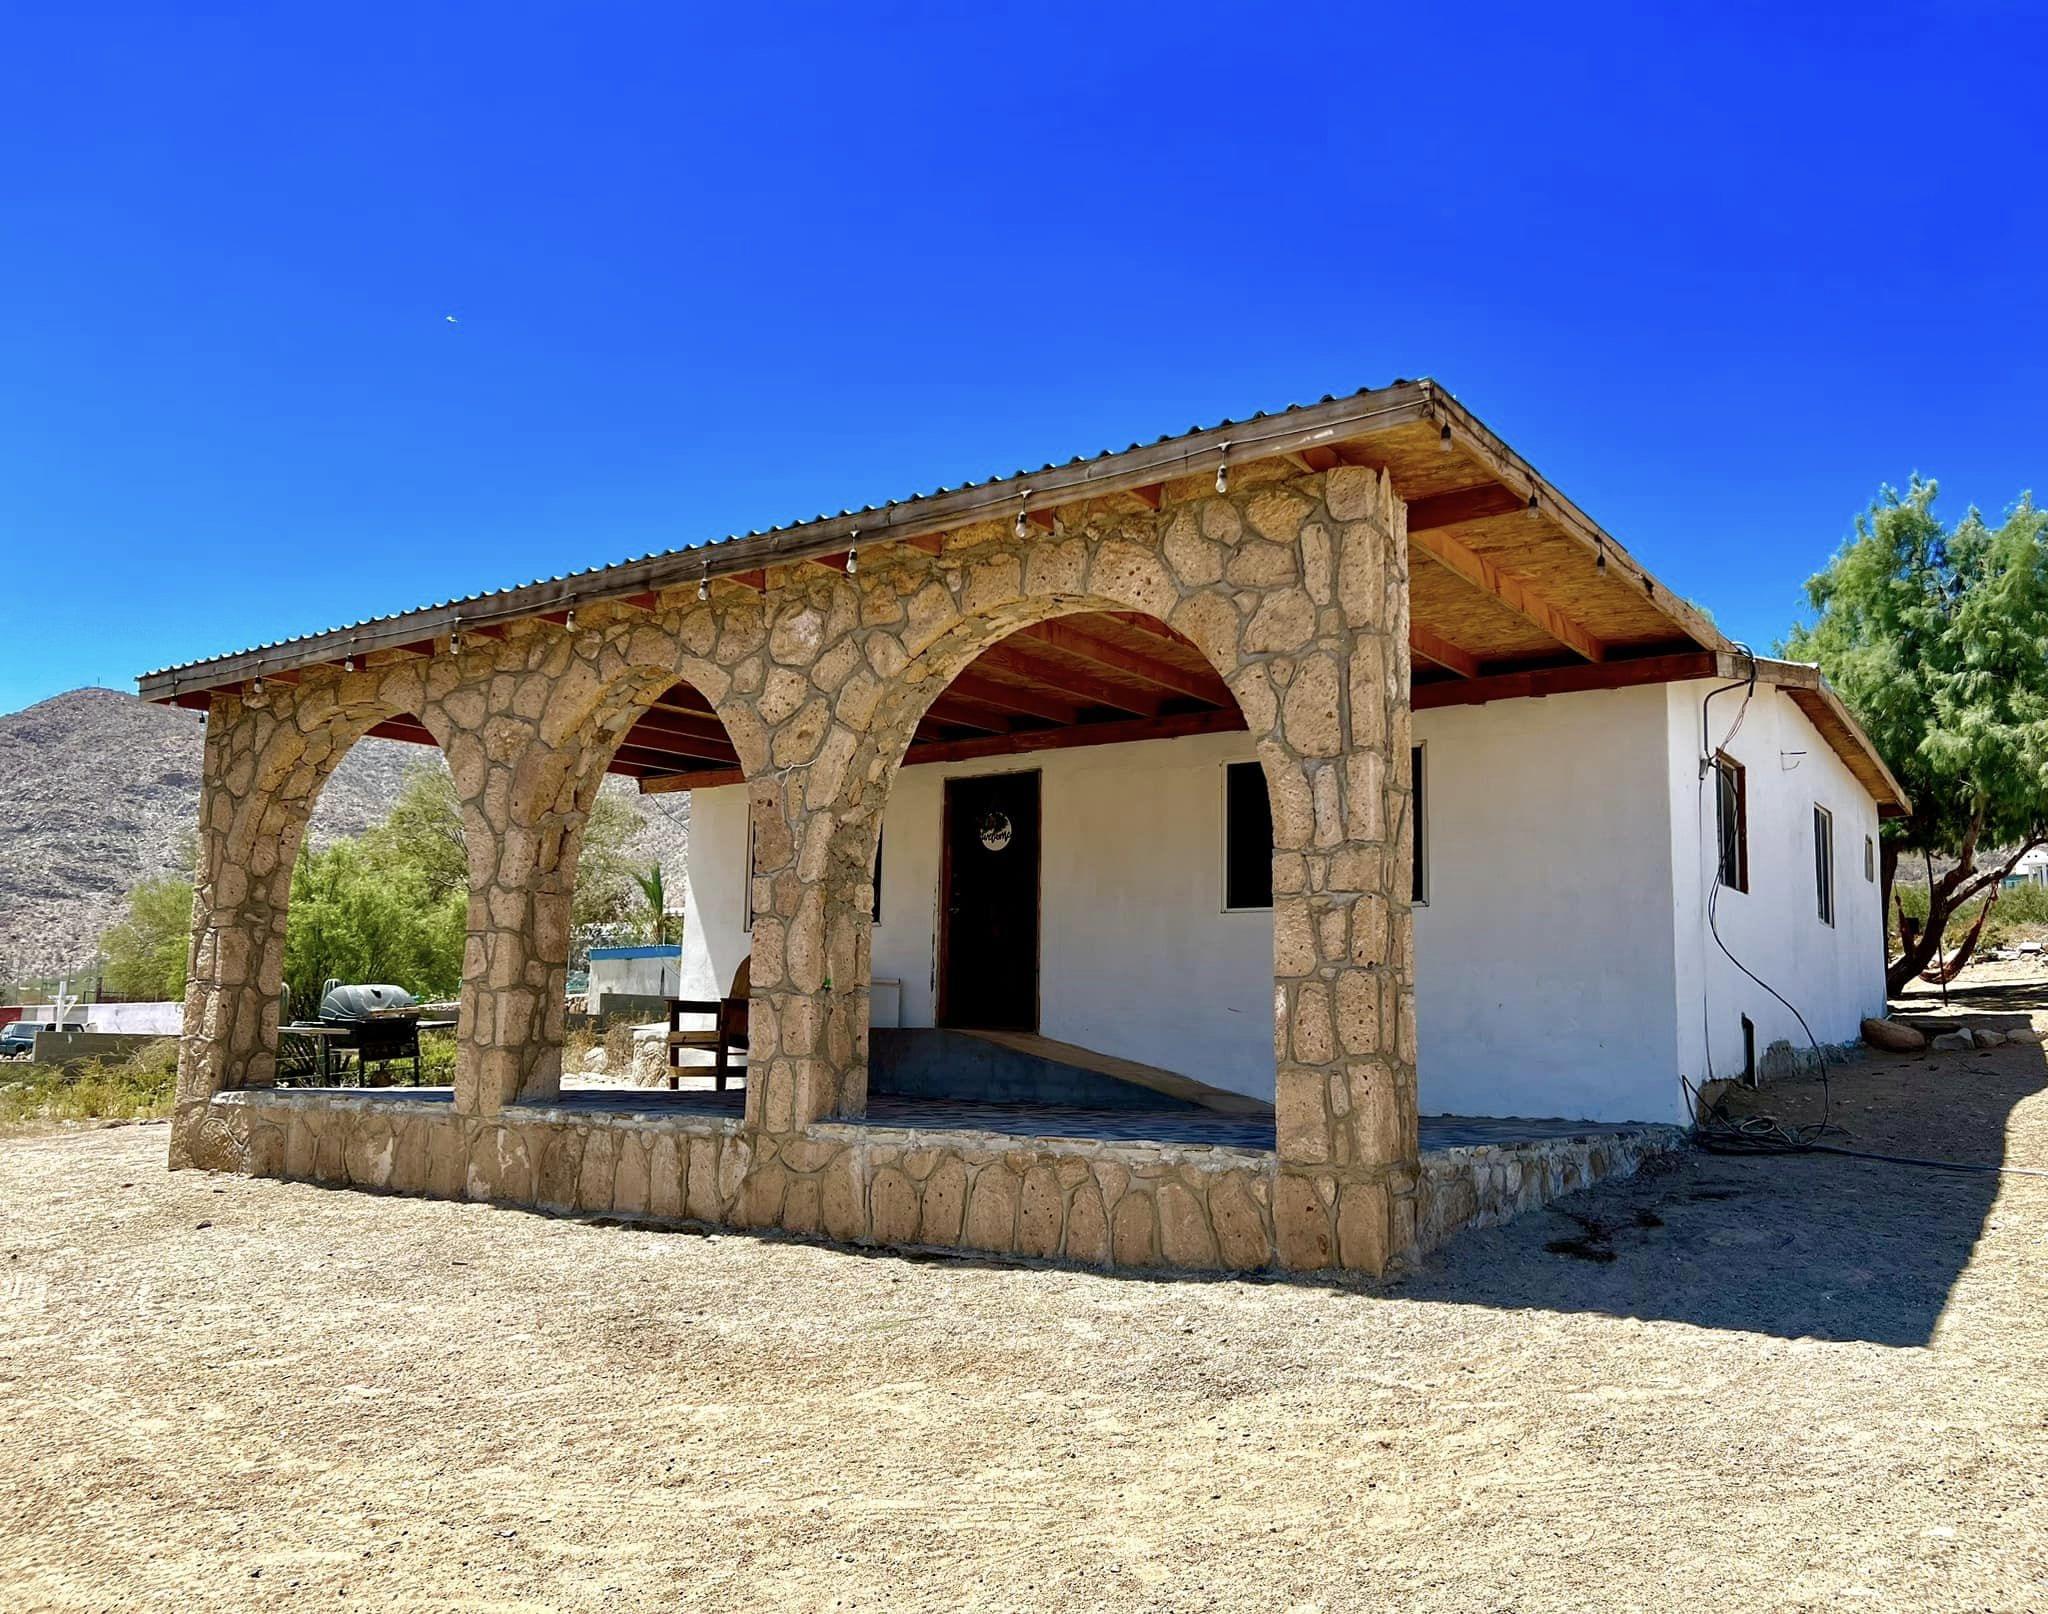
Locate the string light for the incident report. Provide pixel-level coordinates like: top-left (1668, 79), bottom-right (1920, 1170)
top-left (1526, 489), bottom-right (1540, 520)
top-left (1438, 422), bottom-right (1453, 454)
top-left (1014, 493), bottom-right (1032, 539)
top-left (697, 567), bottom-right (710, 602)
top-left (1596, 539), bottom-right (1608, 574)
top-left (1215, 442), bottom-right (1232, 495)
top-left (343, 656), bottom-right (355, 673)
top-left (564, 609), bottom-right (576, 632)
top-left (845, 532), bottom-right (859, 576)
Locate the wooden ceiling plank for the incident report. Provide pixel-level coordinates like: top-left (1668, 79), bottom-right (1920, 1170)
top-left (1411, 526), bottom-right (1607, 663)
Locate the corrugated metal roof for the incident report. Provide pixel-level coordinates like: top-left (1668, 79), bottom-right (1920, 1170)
top-left (136, 383), bottom-right (1418, 678)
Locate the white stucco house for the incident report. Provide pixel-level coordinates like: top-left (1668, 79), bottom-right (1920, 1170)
top-left (2004, 846), bottom-right (2048, 890)
top-left (675, 650), bottom-right (1903, 1127)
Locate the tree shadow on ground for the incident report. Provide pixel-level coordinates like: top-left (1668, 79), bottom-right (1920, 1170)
top-left (1393, 1039), bottom-right (2048, 1347)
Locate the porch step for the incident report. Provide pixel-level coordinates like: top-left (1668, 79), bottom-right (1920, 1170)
top-left (867, 1028), bottom-right (1272, 1116)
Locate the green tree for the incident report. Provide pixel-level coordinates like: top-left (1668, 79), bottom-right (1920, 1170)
top-left (363, 763), bottom-right (469, 902)
top-left (99, 874), bottom-right (197, 1001)
top-left (1784, 479), bottom-right (2048, 992)
top-left (281, 838), bottom-right (467, 1013)
top-left (98, 760), bottom-right (653, 1012)
top-left (632, 863), bottom-right (673, 944)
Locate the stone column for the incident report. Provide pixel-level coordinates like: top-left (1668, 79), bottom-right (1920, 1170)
top-left (730, 570), bottom-right (885, 1135)
top-left (440, 646), bottom-right (611, 1116)
top-left (170, 688), bottom-right (373, 1169)
top-left (1263, 465), bottom-right (1420, 1273)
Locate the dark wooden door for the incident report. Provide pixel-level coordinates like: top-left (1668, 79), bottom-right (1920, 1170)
top-left (938, 771), bottom-right (1041, 1031)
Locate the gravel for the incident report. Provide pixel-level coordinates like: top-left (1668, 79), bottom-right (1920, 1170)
top-left (2, 1042), bottom-right (2044, 1611)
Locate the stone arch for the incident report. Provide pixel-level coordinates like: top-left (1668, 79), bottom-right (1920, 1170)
top-left (431, 601), bottom-right (764, 1112)
top-left (737, 469), bottom-right (1410, 1156)
top-left (172, 663), bottom-right (459, 1166)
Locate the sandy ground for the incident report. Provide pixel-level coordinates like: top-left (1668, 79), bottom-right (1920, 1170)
top-left (3, 1022), bottom-right (2046, 1610)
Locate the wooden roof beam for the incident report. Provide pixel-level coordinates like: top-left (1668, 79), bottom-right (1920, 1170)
top-left (1410, 624), bottom-right (1481, 679)
top-left (642, 707), bottom-right (1251, 795)
top-left (1406, 483), bottom-right (1527, 532)
top-left (1410, 526), bottom-right (1607, 664)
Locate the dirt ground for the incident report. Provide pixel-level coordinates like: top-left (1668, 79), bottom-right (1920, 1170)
top-left (4, 1005), bottom-right (2047, 1611)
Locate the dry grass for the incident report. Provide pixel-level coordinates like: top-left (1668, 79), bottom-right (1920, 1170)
top-left (0, 1037), bottom-right (177, 1127)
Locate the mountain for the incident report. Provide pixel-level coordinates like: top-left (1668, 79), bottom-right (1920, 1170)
top-left (0, 687), bottom-right (688, 984)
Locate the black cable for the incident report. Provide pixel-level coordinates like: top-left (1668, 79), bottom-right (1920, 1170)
top-left (1687, 640), bottom-right (1839, 1150)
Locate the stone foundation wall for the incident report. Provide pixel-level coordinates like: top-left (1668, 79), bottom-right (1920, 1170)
top-left (1410, 1126), bottom-right (1688, 1256)
top-left (201, 1092), bottom-right (1681, 1275)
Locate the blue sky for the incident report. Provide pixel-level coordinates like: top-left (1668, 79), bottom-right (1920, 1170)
top-left (2, 2), bottom-right (2041, 712)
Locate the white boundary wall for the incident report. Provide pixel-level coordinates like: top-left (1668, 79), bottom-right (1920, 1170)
top-left (673, 681), bottom-right (1889, 1124)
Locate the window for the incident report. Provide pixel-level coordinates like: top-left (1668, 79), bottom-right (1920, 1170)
top-left (1713, 753), bottom-right (1748, 893)
top-left (1223, 761), bottom-right (1272, 910)
top-left (1411, 743), bottom-right (1428, 906)
top-left (743, 810), bottom-right (757, 932)
top-left (1814, 805), bottom-right (1835, 926)
top-left (1865, 835), bottom-right (1876, 883)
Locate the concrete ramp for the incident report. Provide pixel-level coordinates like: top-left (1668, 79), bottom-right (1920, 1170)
top-left (868, 1028), bottom-right (1272, 1116)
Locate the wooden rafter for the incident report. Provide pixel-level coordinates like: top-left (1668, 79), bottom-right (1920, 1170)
top-left (1410, 525), bottom-right (1607, 663)
top-left (1015, 620), bottom-right (1231, 704)
top-left (976, 643), bottom-right (1163, 718)
top-left (947, 671), bottom-right (1079, 725)
top-left (1409, 624), bottom-right (1481, 679)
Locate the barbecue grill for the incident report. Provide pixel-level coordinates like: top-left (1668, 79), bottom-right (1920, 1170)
top-left (317, 983), bottom-right (422, 1083)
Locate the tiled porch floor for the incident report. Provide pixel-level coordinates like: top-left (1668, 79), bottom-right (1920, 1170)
top-left (280, 1082), bottom-right (1664, 1155)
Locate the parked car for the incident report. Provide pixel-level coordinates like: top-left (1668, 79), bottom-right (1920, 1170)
top-left (0, 1022), bottom-right (43, 1059)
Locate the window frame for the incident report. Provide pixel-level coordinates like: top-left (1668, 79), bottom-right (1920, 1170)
top-left (1864, 834), bottom-right (1876, 884)
top-left (1815, 804), bottom-right (1836, 927)
top-left (1220, 759), bottom-right (1274, 913)
top-left (1713, 752), bottom-right (1749, 894)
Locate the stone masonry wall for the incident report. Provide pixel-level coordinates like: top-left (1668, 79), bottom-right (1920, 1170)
top-left (173, 459), bottom-right (1418, 1274)
top-left (204, 1090), bottom-right (1684, 1273)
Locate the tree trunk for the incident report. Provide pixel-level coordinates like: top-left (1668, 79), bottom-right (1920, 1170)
top-left (1886, 812), bottom-right (1985, 996)
top-left (1932, 883), bottom-right (2001, 980)
top-left (1886, 828), bottom-right (2045, 995)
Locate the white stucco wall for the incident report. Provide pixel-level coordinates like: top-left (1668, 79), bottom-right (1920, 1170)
top-left (588, 948), bottom-right (686, 1003)
top-left (670, 676), bottom-right (1890, 1126)
top-left (679, 731), bottom-right (1278, 1100)
top-left (1667, 678), bottom-right (1887, 1085)
top-left (1411, 685), bottom-right (1685, 1123)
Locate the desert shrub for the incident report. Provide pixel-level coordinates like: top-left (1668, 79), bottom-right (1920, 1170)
top-left (0, 1038), bottom-right (179, 1126)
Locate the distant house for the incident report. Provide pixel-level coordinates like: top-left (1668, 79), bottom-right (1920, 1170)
top-left (2003, 847), bottom-right (2048, 890)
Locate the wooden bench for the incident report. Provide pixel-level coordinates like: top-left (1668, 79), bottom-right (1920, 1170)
top-left (667, 957), bottom-right (749, 1091)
